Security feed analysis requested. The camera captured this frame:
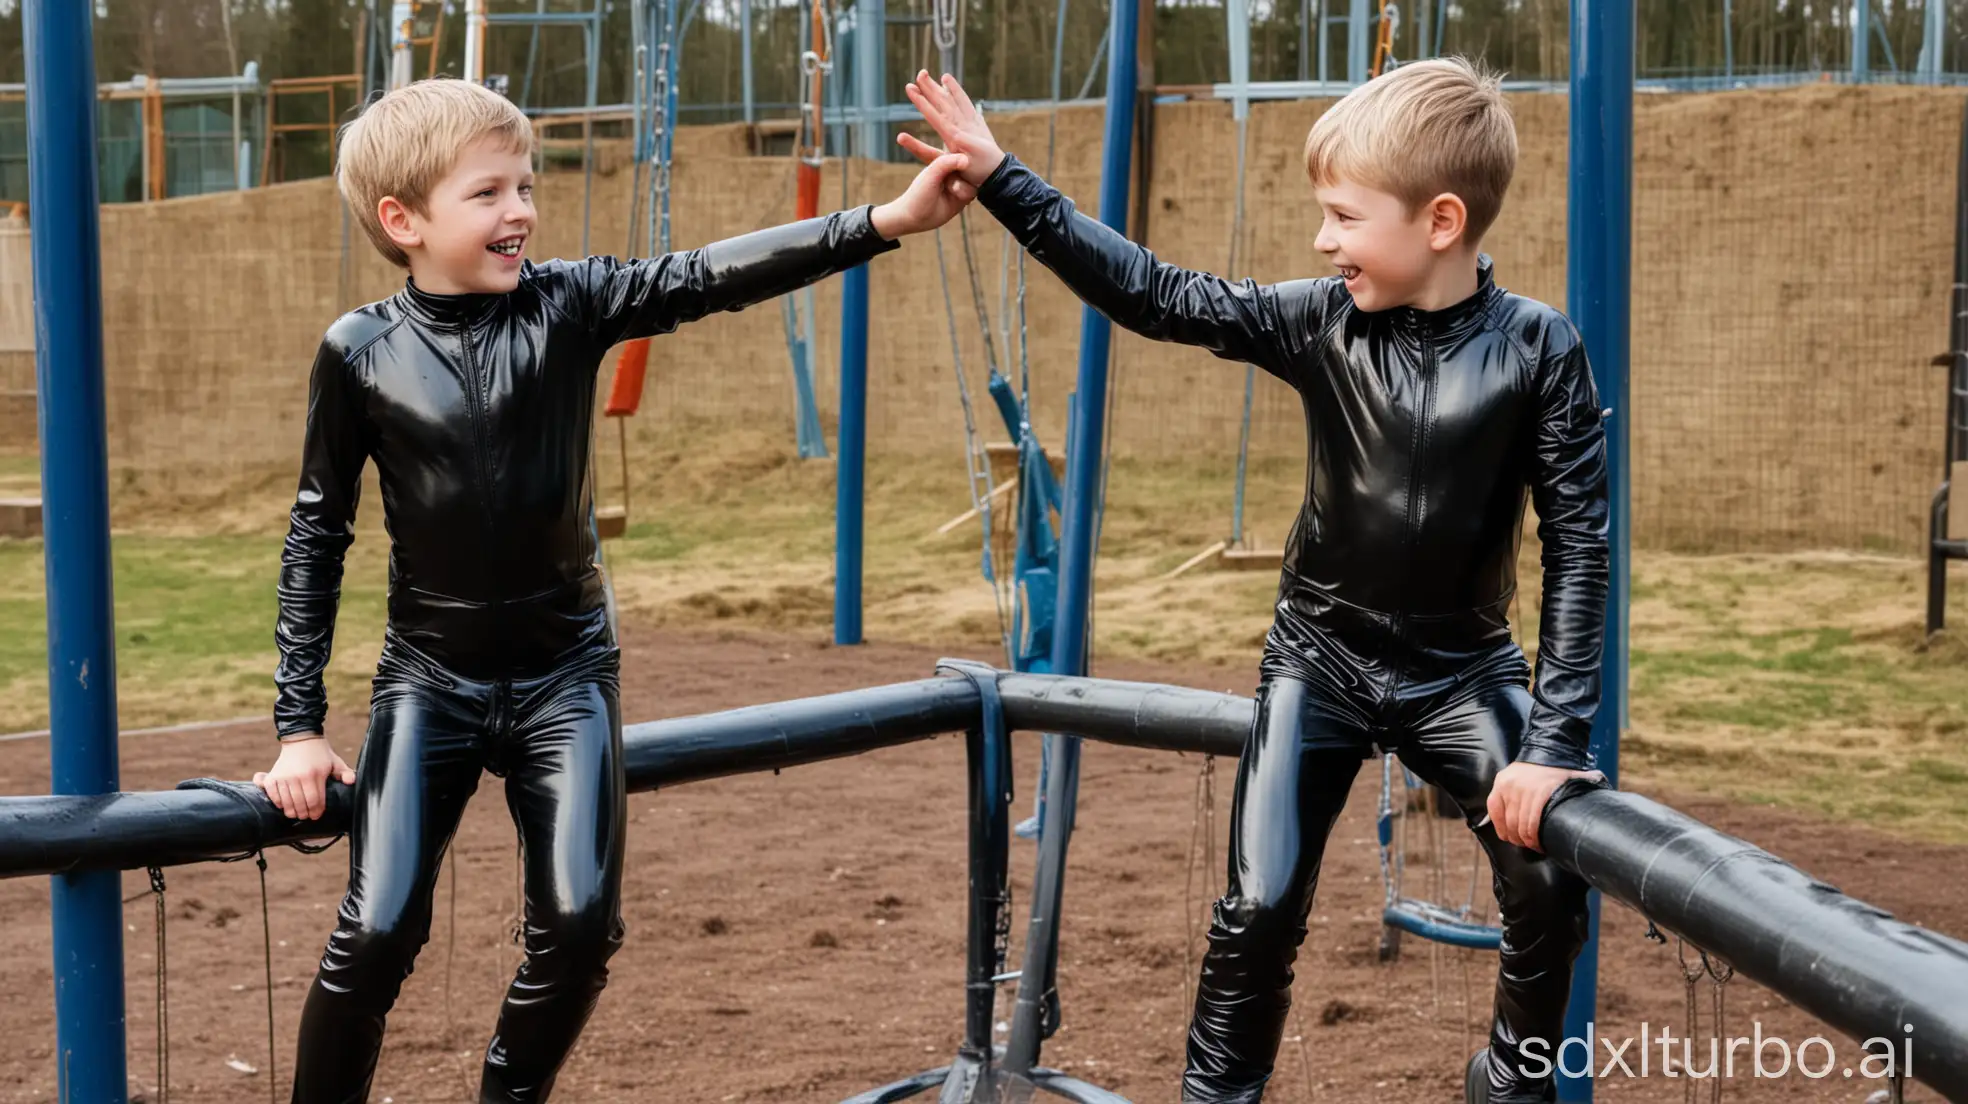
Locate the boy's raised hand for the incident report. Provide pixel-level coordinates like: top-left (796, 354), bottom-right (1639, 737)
top-left (898, 71), bottom-right (1004, 188)
top-left (869, 151), bottom-right (977, 239)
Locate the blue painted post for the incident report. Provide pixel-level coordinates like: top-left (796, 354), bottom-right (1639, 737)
top-left (1851, 0), bottom-right (1870, 79)
top-left (853, 0), bottom-right (886, 165)
top-left (1917, 0), bottom-right (1945, 80)
top-left (1348, 0), bottom-right (1371, 82)
top-left (833, 0), bottom-right (882, 646)
top-left (1562, 0), bottom-right (1631, 1096)
top-left (834, 263), bottom-right (870, 646)
top-left (1003, 0), bottom-right (1140, 1060)
top-left (1051, 0), bottom-right (1139, 684)
top-left (23, 2), bottom-right (130, 1100)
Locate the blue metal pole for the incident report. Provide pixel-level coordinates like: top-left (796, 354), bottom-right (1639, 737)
top-left (1051, 0), bottom-right (1137, 682)
top-left (834, 263), bottom-right (870, 646)
top-left (853, 0), bottom-right (886, 165)
top-left (741, 0), bottom-right (755, 124)
top-left (832, 0), bottom-right (882, 647)
top-left (1851, 0), bottom-right (1870, 79)
top-left (1561, 0), bottom-right (1631, 1095)
top-left (23, 2), bottom-right (130, 1100)
top-left (1002, 0), bottom-right (1139, 1066)
top-left (1917, 0), bottom-right (1945, 80)
top-left (659, 0), bottom-right (682, 254)
top-left (1348, 0), bottom-right (1371, 82)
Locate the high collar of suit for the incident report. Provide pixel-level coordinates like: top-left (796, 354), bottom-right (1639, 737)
top-left (399, 276), bottom-right (504, 330)
top-left (1386, 255), bottom-right (1500, 341)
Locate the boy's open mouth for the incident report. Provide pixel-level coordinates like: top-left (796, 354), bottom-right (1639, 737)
top-left (489, 236), bottom-right (526, 257)
top-left (1337, 265), bottom-right (1361, 281)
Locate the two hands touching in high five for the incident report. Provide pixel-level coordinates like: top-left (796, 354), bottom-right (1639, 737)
top-left (896, 71), bottom-right (1008, 191)
top-left (869, 70), bottom-right (1035, 238)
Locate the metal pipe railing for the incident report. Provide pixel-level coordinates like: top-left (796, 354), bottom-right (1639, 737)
top-left (0, 668), bottom-right (1962, 1099)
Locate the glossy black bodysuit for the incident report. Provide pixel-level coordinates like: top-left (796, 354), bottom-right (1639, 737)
top-left (977, 156), bottom-right (1609, 1103)
top-left (272, 207), bottom-right (898, 1103)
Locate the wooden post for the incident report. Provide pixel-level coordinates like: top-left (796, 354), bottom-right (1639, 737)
top-left (143, 76), bottom-right (165, 201)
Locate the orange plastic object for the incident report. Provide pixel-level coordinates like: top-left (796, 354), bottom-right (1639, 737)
top-left (796, 160), bottom-right (822, 222)
top-left (606, 338), bottom-right (650, 416)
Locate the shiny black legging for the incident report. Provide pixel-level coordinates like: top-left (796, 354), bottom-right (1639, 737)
top-left (291, 639), bottom-right (626, 1104)
top-left (1183, 670), bottom-right (1592, 1104)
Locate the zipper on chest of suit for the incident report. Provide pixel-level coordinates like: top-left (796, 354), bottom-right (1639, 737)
top-left (1387, 322), bottom-right (1440, 703)
top-left (458, 327), bottom-right (499, 545)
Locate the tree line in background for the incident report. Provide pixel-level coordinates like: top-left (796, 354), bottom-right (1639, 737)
top-left (0, 0), bottom-right (1957, 117)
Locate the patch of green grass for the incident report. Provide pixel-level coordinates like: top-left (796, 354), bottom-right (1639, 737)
top-left (0, 534), bottom-right (389, 733)
top-left (616, 518), bottom-right (698, 562)
top-left (1909, 757), bottom-right (1968, 786)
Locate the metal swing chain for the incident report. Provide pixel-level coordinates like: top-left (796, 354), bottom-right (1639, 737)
top-left (136, 838), bottom-right (347, 1103)
top-left (257, 853), bottom-right (278, 1104)
top-left (797, 0), bottom-right (835, 167)
top-left (627, 40), bottom-right (647, 256)
top-left (932, 0), bottom-right (960, 61)
top-left (957, 210), bottom-right (1006, 388)
top-left (957, 210), bottom-right (1024, 642)
top-left (148, 865), bottom-right (171, 1104)
top-left (1678, 937), bottom-right (1709, 1102)
top-left (1706, 953), bottom-right (1734, 1104)
top-left (651, 8), bottom-right (675, 256)
top-left (934, 225), bottom-right (1014, 660)
top-left (1375, 756), bottom-right (1399, 914)
top-left (1179, 755), bottom-right (1217, 1016)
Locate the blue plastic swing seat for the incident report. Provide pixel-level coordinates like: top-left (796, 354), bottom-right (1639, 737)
top-left (1384, 898), bottom-right (1503, 950)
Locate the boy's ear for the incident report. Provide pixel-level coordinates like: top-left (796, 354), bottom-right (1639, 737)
top-left (377, 195), bottom-right (422, 252)
top-left (1425, 193), bottom-right (1468, 253)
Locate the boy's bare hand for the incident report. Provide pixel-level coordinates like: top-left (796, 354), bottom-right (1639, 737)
top-left (898, 71), bottom-right (1004, 188)
top-left (870, 151), bottom-right (976, 239)
top-left (254, 735), bottom-right (356, 821)
top-left (1485, 762), bottom-right (1604, 852)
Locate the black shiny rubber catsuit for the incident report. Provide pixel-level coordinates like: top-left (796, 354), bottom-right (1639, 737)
top-left (974, 156), bottom-right (1608, 1103)
top-left (272, 207), bottom-right (899, 1102)
top-left (292, 637), bottom-right (624, 1103)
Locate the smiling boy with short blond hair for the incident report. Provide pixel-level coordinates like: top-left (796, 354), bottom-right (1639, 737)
top-left (901, 59), bottom-right (1609, 1102)
top-left (255, 76), bottom-right (978, 1102)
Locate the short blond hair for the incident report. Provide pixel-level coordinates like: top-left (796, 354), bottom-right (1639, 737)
top-left (1303, 57), bottom-right (1516, 244)
top-left (336, 78), bottom-right (534, 268)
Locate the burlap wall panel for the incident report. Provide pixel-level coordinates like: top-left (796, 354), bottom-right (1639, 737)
top-left (6, 86), bottom-right (1956, 550)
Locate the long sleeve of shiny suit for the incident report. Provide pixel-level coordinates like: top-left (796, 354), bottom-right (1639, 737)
top-left (273, 206), bottom-right (899, 737)
top-left (977, 153), bottom-right (1609, 770)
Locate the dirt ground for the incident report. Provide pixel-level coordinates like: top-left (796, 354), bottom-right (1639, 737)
top-left (0, 625), bottom-right (1961, 1103)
